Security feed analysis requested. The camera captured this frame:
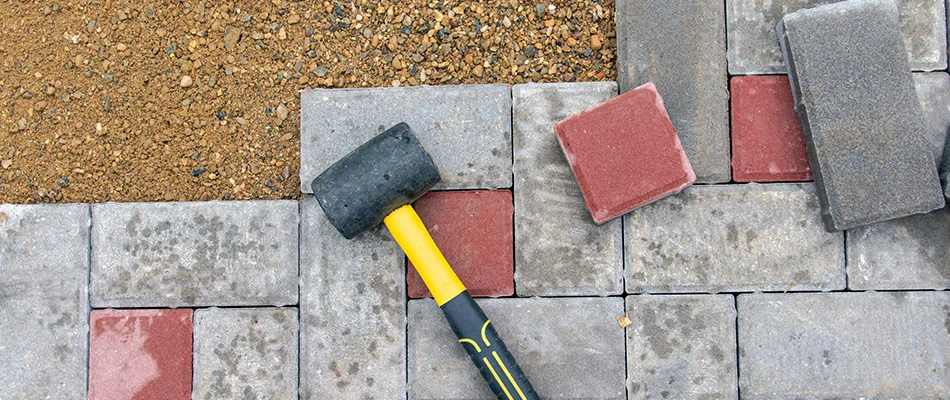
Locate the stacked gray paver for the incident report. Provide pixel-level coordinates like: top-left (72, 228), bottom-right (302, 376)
top-left (90, 201), bottom-right (298, 307)
top-left (727, 0), bottom-right (948, 74)
top-left (299, 196), bottom-right (406, 399)
top-left (626, 295), bottom-right (738, 400)
top-left (778, 0), bottom-right (946, 231)
top-left (512, 82), bottom-right (623, 297)
top-left (299, 84), bottom-right (512, 193)
top-left (913, 72), bottom-right (950, 165)
top-left (624, 183), bottom-right (845, 293)
top-left (193, 307), bottom-right (299, 399)
top-left (0, 204), bottom-right (89, 399)
top-left (615, 0), bottom-right (730, 183)
top-left (738, 291), bottom-right (950, 398)
top-left (408, 297), bottom-right (626, 399)
top-left (846, 206), bottom-right (950, 289)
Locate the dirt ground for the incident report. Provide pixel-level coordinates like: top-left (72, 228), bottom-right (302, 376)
top-left (0, 0), bottom-right (616, 204)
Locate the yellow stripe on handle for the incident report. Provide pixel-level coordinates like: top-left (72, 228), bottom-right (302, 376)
top-left (383, 204), bottom-right (466, 306)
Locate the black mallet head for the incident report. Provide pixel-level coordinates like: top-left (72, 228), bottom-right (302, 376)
top-left (310, 123), bottom-right (442, 239)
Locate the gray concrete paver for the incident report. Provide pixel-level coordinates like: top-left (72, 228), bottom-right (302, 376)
top-left (0, 204), bottom-right (90, 399)
top-left (90, 201), bottom-right (298, 307)
top-left (299, 196), bottom-right (406, 399)
top-left (738, 291), bottom-right (950, 398)
top-left (193, 307), bottom-right (298, 399)
top-left (299, 84), bottom-right (512, 194)
top-left (408, 297), bottom-right (626, 399)
top-left (512, 82), bottom-right (623, 297)
top-left (624, 183), bottom-right (845, 293)
top-left (626, 294), bottom-right (738, 400)
top-left (616, 0), bottom-right (731, 183)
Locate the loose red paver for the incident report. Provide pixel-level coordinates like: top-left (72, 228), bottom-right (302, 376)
top-left (554, 82), bottom-right (695, 224)
top-left (89, 309), bottom-right (193, 400)
top-left (408, 190), bottom-right (514, 298)
top-left (730, 75), bottom-right (813, 182)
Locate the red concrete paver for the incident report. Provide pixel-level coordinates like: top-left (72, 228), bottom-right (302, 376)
top-left (730, 75), bottom-right (813, 182)
top-left (89, 309), bottom-right (193, 400)
top-left (408, 190), bottom-right (515, 298)
top-left (555, 82), bottom-right (695, 224)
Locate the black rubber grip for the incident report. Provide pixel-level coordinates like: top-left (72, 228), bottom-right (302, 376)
top-left (440, 292), bottom-right (539, 400)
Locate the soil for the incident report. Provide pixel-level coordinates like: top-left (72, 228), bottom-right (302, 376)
top-left (0, 0), bottom-right (616, 204)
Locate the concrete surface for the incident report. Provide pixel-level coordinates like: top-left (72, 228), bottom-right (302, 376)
top-left (300, 84), bottom-right (513, 193)
top-left (625, 294), bottom-right (738, 400)
top-left (738, 291), bottom-right (950, 398)
top-left (408, 297), bottom-right (626, 399)
top-left (90, 201), bottom-right (299, 308)
top-left (299, 196), bottom-right (406, 399)
top-left (728, 0), bottom-right (947, 74)
top-left (616, 0), bottom-right (731, 183)
top-left (0, 204), bottom-right (90, 399)
top-left (779, 0), bottom-right (945, 230)
top-left (512, 82), bottom-right (624, 297)
top-left (193, 307), bottom-right (298, 399)
top-left (624, 183), bottom-right (845, 293)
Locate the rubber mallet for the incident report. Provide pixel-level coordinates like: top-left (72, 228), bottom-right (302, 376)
top-left (311, 123), bottom-right (538, 399)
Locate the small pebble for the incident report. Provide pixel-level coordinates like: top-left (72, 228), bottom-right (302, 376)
top-left (0, 160), bottom-right (11, 169)
top-left (216, 111), bottom-right (226, 120)
top-left (591, 36), bottom-right (602, 51)
top-left (180, 75), bottom-right (193, 87)
top-left (116, 43), bottom-right (127, 51)
top-left (56, 177), bottom-right (69, 188)
top-left (235, 117), bottom-right (248, 125)
top-left (276, 104), bottom-right (289, 121)
top-left (525, 45), bottom-right (537, 57)
top-left (103, 94), bottom-right (111, 111)
top-left (315, 66), bottom-right (328, 77)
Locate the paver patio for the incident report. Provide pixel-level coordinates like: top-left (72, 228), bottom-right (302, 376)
top-left (2, 1), bottom-right (950, 398)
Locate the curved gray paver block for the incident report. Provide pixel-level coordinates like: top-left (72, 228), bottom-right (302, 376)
top-left (626, 295), bottom-right (737, 400)
top-left (299, 196), bottom-right (405, 399)
top-left (846, 206), bottom-right (950, 290)
top-left (738, 291), bottom-right (950, 398)
top-left (512, 82), bottom-right (623, 297)
top-left (624, 183), bottom-right (845, 293)
top-left (913, 72), bottom-right (950, 166)
top-left (408, 297), bottom-right (626, 399)
top-left (193, 307), bottom-right (298, 399)
top-left (779, 0), bottom-right (945, 231)
top-left (0, 204), bottom-right (89, 399)
top-left (300, 84), bottom-right (512, 193)
top-left (90, 201), bottom-right (298, 308)
top-left (727, 0), bottom-right (947, 74)
top-left (616, 0), bottom-right (730, 183)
